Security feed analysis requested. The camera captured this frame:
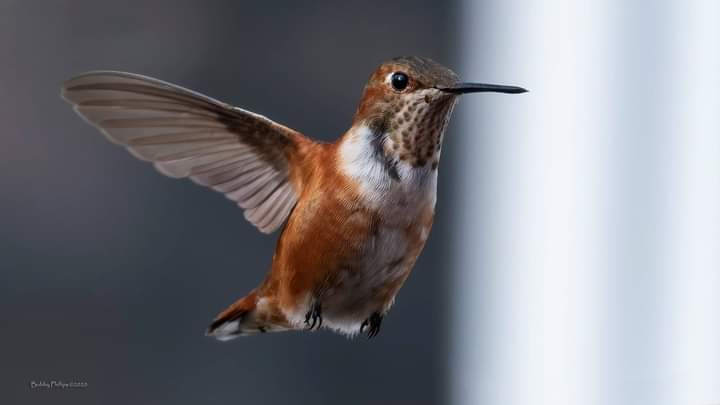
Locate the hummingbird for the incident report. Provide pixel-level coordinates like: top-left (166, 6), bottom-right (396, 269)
top-left (62, 56), bottom-right (526, 340)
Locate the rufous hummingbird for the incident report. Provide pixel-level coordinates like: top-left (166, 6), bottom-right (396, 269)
top-left (62, 56), bottom-right (526, 340)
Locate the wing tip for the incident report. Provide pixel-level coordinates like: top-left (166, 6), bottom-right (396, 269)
top-left (60, 70), bottom-right (145, 109)
top-left (62, 70), bottom-right (148, 85)
top-left (61, 71), bottom-right (134, 94)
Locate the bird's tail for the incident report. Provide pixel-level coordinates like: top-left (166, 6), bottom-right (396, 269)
top-left (205, 290), bottom-right (292, 341)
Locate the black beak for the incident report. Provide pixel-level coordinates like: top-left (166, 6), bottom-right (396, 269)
top-left (436, 82), bottom-right (528, 94)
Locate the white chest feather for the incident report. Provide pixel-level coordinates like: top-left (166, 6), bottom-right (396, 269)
top-left (338, 125), bottom-right (438, 220)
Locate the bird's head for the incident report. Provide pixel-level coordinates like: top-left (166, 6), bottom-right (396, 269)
top-left (351, 56), bottom-right (526, 168)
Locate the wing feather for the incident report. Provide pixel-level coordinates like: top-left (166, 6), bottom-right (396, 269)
top-left (62, 71), bottom-right (307, 233)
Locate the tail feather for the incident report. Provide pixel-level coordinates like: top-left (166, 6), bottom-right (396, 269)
top-left (206, 291), bottom-right (291, 341)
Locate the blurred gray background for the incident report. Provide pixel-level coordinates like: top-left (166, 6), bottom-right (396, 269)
top-left (0, 1), bottom-right (458, 404)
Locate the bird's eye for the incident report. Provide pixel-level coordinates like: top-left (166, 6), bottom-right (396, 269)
top-left (390, 72), bottom-right (409, 91)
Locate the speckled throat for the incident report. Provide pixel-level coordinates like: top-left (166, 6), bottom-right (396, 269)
top-left (364, 90), bottom-right (458, 172)
top-left (386, 90), bottom-right (457, 169)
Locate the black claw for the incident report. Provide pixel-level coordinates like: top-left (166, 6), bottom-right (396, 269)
top-left (361, 312), bottom-right (383, 339)
top-left (304, 302), bottom-right (322, 331)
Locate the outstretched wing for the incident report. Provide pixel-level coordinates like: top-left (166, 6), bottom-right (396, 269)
top-left (62, 71), bottom-right (306, 233)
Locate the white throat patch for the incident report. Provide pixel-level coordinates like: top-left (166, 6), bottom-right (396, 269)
top-left (338, 125), bottom-right (437, 211)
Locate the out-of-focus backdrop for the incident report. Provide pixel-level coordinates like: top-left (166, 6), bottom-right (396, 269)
top-left (2, 1), bottom-right (719, 405)
top-left (0, 1), bottom-right (455, 404)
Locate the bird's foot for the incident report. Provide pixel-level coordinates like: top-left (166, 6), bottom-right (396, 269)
top-left (360, 312), bottom-right (383, 338)
top-left (304, 302), bottom-right (322, 331)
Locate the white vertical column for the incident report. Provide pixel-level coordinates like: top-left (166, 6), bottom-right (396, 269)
top-left (666, 2), bottom-right (720, 404)
top-left (450, 1), bottom-right (610, 405)
top-left (450, 1), bottom-right (720, 405)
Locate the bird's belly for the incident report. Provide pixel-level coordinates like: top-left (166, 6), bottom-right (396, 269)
top-left (319, 221), bottom-right (429, 333)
